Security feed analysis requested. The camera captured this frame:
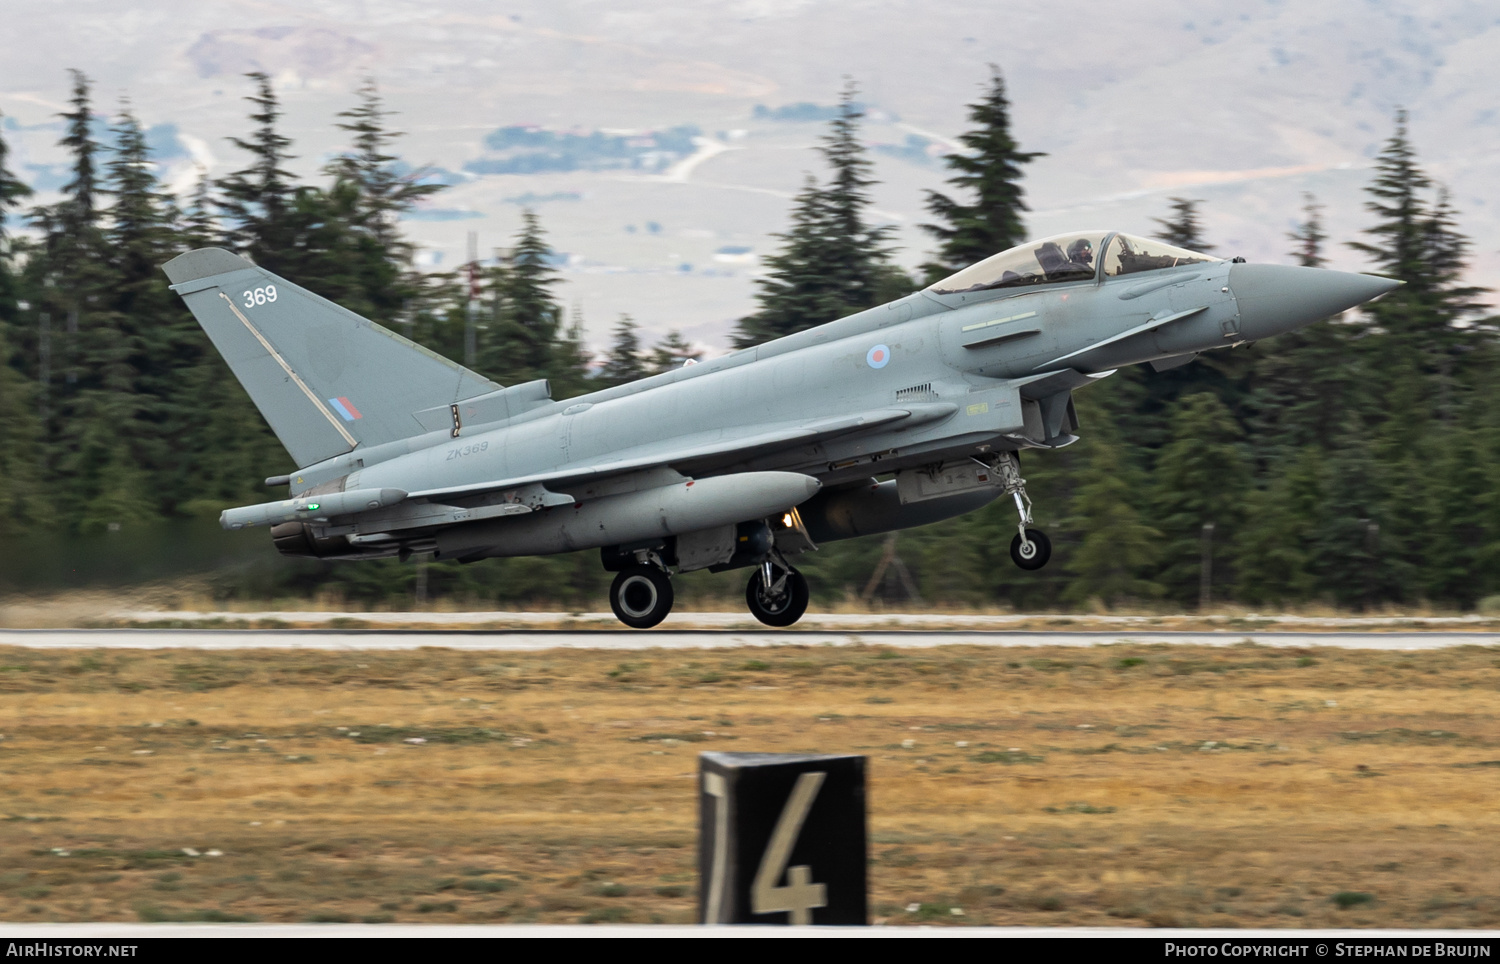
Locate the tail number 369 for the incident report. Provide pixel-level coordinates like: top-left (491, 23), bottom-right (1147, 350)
top-left (242, 286), bottom-right (278, 307)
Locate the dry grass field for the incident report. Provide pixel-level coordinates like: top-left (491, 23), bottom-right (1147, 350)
top-left (0, 640), bottom-right (1498, 928)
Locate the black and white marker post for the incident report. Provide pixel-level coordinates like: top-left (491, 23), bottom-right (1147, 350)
top-left (698, 752), bottom-right (867, 926)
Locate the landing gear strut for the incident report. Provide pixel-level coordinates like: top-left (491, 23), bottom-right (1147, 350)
top-left (609, 564), bottom-right (674, 629)
top-left (746, 552), bottom-right (809, 627)
top-left (993, 452), bottom-right (1051, 571)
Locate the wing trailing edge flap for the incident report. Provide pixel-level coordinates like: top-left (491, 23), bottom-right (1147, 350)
top-left (405, 403), bottom-right (957, 502)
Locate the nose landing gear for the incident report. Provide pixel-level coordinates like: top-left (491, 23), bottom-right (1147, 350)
top-left (746, 552), bottom-right (809, 627)
top-left (993, 452), bottom-right (1051, 570)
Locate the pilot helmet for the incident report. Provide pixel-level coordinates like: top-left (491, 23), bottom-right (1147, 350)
top-left (1067, 238), bottom-right (1094, 264)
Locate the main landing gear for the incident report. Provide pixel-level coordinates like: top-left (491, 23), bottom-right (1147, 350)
top-left (609, 564), bottom-right (674, 629)
top-left (746, 551), bottom-right (809, 627)
top-left (993, 452), bottom-right (1051, 571)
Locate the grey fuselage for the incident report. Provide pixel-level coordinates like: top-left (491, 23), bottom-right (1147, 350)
top-left (275, 242), bottom-right (1389, 564)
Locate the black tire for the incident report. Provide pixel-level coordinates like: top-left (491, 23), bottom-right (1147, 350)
top-left (1010, 528), bottom-right (1051, 570)
top-left (609, 565), bottom-right (674, 629)
top-left (746, 567), bottom-right (810, 627)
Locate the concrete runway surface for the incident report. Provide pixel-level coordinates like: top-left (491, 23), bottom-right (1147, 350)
top-left (0, 628), bottom-right (1496, 650)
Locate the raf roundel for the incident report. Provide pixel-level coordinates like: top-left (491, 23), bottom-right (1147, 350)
top-left (866, 344), bottom-right (891, 369)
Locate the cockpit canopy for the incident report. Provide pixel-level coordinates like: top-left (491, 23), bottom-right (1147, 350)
top-left (927, 231), bottom-right (1220, 295)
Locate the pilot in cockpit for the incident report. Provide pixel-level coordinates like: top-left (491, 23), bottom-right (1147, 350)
top-left (1066, 238), bottom-right (1095, 271)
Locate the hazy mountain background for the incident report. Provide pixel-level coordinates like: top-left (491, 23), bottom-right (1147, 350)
top-left (4, 0), bottom-right (1498, 351)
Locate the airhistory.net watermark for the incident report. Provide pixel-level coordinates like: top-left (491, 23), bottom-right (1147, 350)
top-left (5, 945), bottom-right (138, 958)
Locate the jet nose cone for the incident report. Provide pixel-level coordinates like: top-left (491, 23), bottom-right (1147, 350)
top-left (1231, 263), bottom-right (1399, 340)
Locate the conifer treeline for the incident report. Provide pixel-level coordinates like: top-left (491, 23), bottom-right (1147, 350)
top-left (0, 68), bottom-right (1493, 611)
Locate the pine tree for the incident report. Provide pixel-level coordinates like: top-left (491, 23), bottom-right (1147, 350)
top-left (1348, 110), bottom-right (1428, 291)
top-left (327, 79), bottom-right (440, 254)
top-left (548, 303), bottom-right (593, 400)
top-left (1348, 111), bottom-right (1487, 417)
top-left (732, 175), bottom-right (843, 347)
top-left (733, 82), bottom-right (897, 347)
top-left (57, 71), bottom-right (99, 237)
top-left (0, 109), bottom-right (32, 330)
top-left (0, 121), bottom-right (44, 536)
top-left (1421, 187), bottom-right (1488, 323)
top-left (1150, 393), bottom-right (1245, 606)
top-left (0, 111), bottom-right (30, 247)
top-left (1287, 193), bottom-right (1328, 268)
top-left (180, 170), bottom-right (218, 248)
top-left (29, 71), bottom-right (107, 334)
top-left (598, 314), bottom-right (646, 386)
top-left (817, 81), bottom-right (894, 312)
top-left (1152, 198), bottom-right (1214, 252)
top-left (275, 178), bottom-right (381, 318)
top-left (1063, 425), bottom-right (1161, 608)
top-left (217, 72), bottom-right (299, 273)
top-left (48, 105), bottom-right (185, 533)
top-left (103, 106), bottom-right (215, 515)
top-left (648, 330), bottom-right (698, 375)
top-left (25, 70), bottom-right (112, 507)
top-left (1363, 356), bottom-right (1427, 598)
top-left (1308, 425), bottom-right (1392, 608)
top-left (920, 65), bottom-right (1042, 282)
top-left (405, 268), bottom-right (468, 364)
top-left (1347, 109), bottom-right (1444, 377)
top-left (1243, 193), bottom-right (1359, 460)
top-left (477, 210), bottom-right (562, 384)
top-left (1469, 357), bottom-right (1500, 601)
top-left (0, 321), bottom-right (47, 537)
top-left (1418, 423), bottom-right (1487, 607)
top-left (1233, 448), bottom-right (1321, 606)
top-left (1421, 187), bottom-right (1490, 422)
top-left (325, 79), bottom-right (443, 325)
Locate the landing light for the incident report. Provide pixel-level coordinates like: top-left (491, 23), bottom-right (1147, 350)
top-left (782, 513), bottom-right (793, 527)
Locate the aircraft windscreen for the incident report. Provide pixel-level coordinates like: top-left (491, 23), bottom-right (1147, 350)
top-left (928, 233), bottom-right (1107, 295)
top-left (1102, 234), bottom-right (1220, 277)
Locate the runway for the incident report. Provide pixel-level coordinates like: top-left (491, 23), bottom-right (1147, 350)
top-left (0, 628), bottom-right (1496, 651)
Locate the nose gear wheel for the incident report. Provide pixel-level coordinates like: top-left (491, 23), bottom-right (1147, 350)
top-left (1010, 528), bottom-right (1051, 570)
top-left (988, 452), bottom-right (1052, 571)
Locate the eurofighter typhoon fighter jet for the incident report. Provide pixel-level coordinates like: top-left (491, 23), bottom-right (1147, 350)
top-left (164, 232), bottom-right (1396, 628)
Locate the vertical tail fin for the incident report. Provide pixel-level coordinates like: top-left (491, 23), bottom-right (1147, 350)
top-left (163, 248), bottom-right (500, 467)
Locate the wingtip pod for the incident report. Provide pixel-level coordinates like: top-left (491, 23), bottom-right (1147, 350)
top-left (161, 247), bottom-right (256, 287)
top-left (220, 487), bottom-right (408, 530)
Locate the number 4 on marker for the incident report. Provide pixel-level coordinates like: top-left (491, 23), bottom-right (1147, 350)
top-left (751, 771), bottom-right (828, 924)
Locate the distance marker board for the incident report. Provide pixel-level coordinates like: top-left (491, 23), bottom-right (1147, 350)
top-left (698, 752), bottom-right (867, 925)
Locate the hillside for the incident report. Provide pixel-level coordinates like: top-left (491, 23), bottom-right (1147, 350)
top-left (4, 0), bottom-right (1496, 348)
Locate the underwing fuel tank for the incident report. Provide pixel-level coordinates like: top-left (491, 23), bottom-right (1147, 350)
top-left (433, 471), bottom-right (822, 560)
